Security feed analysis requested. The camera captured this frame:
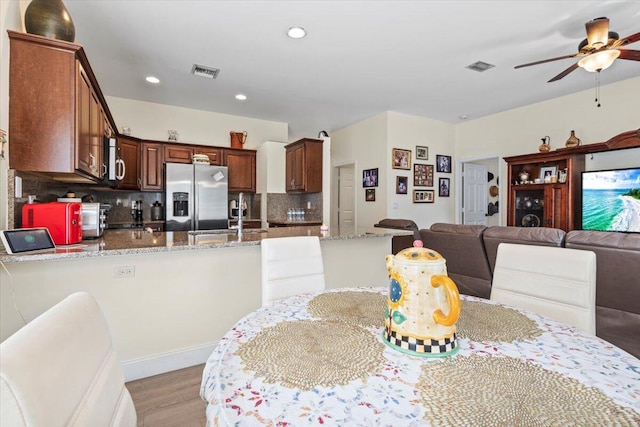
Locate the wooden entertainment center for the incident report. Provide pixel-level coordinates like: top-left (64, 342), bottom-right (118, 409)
top-left (504, 129), bottom-right (640, 232)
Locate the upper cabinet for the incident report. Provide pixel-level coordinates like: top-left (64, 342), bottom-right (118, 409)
top-left (163, 144), bottom-right (194, 164)
top-left (223, 149), bottom-right (256, 193)
top-left (8, 31), bottom-right (116, 183)
top-left (115, 136), bottom-right (141, 190)
top-left (141, 142), bottom-right (164, 191)
top-left (285, 138), bottom-right (323, 193)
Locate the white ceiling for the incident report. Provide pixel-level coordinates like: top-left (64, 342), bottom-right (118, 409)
top-left (64, 1), bottom-right (640, 141)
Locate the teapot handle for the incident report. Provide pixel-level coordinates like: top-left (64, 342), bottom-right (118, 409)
top-left (431, 275), bottom-right (461, 326)
top-left (241, 131), bottom-right (247, 143)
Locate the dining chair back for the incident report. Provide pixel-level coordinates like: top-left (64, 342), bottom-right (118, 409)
top-left (490, 243), bottom-right (596, 334)
top-left (261, 236), bottom-right (325, 306)
top-left (0, 292), bottom-right (137, 426)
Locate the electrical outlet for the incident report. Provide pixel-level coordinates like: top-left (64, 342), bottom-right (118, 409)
top-left (115, 266), bottom-right (135, 278)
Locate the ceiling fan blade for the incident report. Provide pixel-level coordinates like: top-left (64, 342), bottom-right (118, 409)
top-left (618, 49), bottom-right (640, 61)
top-left (586, 17), bottom-right (610, 47)
top-left (548, 62), bottom-right (580, 82)
top-left (514, 53), bottom-right (579, 69)
top-left (612, 32), bottom-right (640, 47)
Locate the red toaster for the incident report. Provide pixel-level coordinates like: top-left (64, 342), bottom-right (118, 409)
top-left (22, 202), bottom-right (83, 245)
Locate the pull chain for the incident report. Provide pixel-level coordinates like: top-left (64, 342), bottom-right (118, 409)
top-left (595, 71), bottom-right (601, 108)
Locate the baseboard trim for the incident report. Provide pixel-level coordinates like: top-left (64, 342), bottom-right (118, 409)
top-left (121, 341), bottom-right (218, 382)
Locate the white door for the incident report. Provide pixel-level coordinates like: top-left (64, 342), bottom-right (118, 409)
top-left (463, 163), bottom-right (487, 225)
top-left (338, 165), bottom-right (355, 234)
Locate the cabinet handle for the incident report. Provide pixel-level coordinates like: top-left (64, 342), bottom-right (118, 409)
top-left (101, 163), bottom-right (107, 177)
top-left (89, 153), bottom-right (96, 170)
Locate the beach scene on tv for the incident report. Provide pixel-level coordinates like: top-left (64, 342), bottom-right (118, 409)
top-left (582, 168), bottom-right (640, 233)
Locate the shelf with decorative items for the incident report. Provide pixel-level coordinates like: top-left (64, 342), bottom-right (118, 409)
top-left (504, 150), bottom-right (584, 232)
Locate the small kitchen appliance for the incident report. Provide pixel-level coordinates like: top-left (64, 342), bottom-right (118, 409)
top-left (81, 202), bottom-right (107, 239)
top-left (229, 198), bottom-right (247, 219)
top-left (22, 202), bottom-right (82, 245)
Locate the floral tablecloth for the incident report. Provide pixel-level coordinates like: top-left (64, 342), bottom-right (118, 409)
top-left (200, 287), bottom-right (640, 426)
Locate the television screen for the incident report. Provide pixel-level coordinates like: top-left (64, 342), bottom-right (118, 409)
top-left (582, 167), bottom-right (640, 233)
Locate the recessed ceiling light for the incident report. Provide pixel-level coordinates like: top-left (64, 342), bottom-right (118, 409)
top-left (287, 27), bottom-right (306, 39)
top-left (145, 76), bottom-right (160, 84)
top-left (235, 94), bottom-right (247, 101)
top-left (459, 114), bottom-right (469, 120)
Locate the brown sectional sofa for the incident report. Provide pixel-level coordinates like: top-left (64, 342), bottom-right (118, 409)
top-left (419, 223), bottom-right (640, 359)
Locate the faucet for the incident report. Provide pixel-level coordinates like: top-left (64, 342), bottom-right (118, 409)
top-left (237, 192), bottom-right (244, 235)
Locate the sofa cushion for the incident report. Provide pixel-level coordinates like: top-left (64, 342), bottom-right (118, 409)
top-left (420, 223), bottom-right (492, 299)
top-left (565, 230), bottom-right (640, 315)
top-left (483, 226), bottom-right (566, 272)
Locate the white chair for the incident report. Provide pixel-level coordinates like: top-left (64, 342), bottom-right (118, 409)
top-left (261, 236), bottom-right (326, 306)
top-left (0, 292), bottom-right (137, 427)
top-left (490, 243), bottom-right (597, 334)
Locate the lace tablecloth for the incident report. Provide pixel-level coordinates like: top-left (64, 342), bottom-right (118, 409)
top-left (201, 287), bottom-right (640, 426)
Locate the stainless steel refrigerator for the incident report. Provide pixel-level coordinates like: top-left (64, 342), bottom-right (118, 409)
top-left (165, 163), bottom-right (229, 231)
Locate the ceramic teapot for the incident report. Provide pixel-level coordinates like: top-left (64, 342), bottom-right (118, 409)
top-left (384, 241), bottom-right (461, 357)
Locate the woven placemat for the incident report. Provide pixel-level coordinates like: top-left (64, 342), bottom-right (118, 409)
top-left (307, 291), bottom-right (386, 327)
top-left (236, 319), bottom-right (386, 390)
top-left (457, 300), bottom-right (542, 343)
top-left (416, 354), bottom-right (640, 426)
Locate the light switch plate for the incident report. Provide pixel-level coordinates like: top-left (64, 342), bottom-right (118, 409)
top-left (14, 176), bottom-right (22, 198)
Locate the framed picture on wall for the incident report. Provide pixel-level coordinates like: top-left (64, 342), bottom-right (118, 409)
top-left (365, 188), bottom-right (376, 201)
top-left (416, 146), bottom-right (429, 160)
top-left (413, 189), bottom-right (434, 203)
top-left (436, 155), bottom-right (452, 173)
top-left (439, 177), bottom-right (450, 197)
top-left (413, 164), bottom-right (433, 187)
top-left (396, 176), bottom-right (408, 194)
top-left (362, 168), bottom-right (378, 187)
top-left (392, 148), bottom-right (411, 170)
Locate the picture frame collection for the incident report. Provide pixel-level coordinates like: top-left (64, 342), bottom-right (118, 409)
top-left (364, 146), bottom-right (452, 202)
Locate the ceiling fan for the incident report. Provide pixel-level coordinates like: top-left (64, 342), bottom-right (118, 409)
top-left (515, 17), bottom-right (640, 82)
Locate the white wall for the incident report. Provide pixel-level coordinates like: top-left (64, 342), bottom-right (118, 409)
top-left (455, 76), bottom-right (640, 224)
top-left (105, 96), bottom-right (288, 149)
top-left (386, 112), bottom-right (455, 229)
top-left (0, 236), bottom-right (393, 380)
top-left (331, 112), bottom-right (388, 228)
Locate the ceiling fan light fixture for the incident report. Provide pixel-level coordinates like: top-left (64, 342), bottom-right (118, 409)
top-left (577, 49), bottom-right (620, 72)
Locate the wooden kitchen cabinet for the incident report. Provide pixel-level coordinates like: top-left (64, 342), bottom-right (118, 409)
top-left (115, 136), bottom-right (140, 190)
top-left (8, 31), bottom-right (116, 182)
top-left (141, 142), bottom-right (164, 191)
top-left (285, 138), bottom-right (323, 193)
top-left (164, 145), bottom-right (194, 164)
top-left (504, 151), bottom-right (584, 232)
top-left (223, 149), bottom-right (256, 193)
top-left (194, 147), bottom-right (222, 165)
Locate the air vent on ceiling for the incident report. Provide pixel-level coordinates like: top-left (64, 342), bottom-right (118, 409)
top-left (191, 64), bottom-right (220, 79)
top-left (466, 61), bottom-right (495, 72)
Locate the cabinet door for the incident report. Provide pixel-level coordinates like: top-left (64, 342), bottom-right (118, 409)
top-left (164, 145), bottom-right (194, 163)
top-left (88, 88), bottom-right (102, 179)
top-left (76, 65), bottom-right (92, 175)
top-left (194, 147), bottom-right (222, 165)
top-left (224, 150), bottom-right (256, 193)
top-left (545, 185), bottom-right (568, 230)
top-left (141, 142), bottom-right (164, 191)
top-left (116, 137), bottom-right (140, 189)
top-left (286, 144), bottom-right (305, 191)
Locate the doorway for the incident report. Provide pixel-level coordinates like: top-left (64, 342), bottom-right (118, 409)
top-left (332, 163), bottom-right (356, 233)
top-left (456, 156), bottom-right (502, 226)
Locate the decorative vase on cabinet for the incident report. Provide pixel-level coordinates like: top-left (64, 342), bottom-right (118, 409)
top-left (25, 0), bottom-right (75, 42)
top-left (565, 130), bottom-right (581, 148)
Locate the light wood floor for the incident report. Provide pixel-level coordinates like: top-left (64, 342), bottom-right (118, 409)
top-left (126, 364), bottom-right (207, 427)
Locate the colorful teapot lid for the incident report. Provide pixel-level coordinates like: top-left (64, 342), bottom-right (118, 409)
top-left (395, 240), bottom-right (444, 262)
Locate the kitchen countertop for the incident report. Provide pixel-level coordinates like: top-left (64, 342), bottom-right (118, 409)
top-left (0, 226), bottom-right (411, 263)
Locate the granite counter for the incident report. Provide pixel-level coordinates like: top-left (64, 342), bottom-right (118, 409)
top-left (0, 226), bottom-right (411, 263)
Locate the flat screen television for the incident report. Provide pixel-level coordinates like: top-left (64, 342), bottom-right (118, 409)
top-left (582, 167), bottom-right (640, 233)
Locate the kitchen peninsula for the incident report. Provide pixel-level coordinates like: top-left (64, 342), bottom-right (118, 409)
top-left (0, 226), bottom-right (409, 381)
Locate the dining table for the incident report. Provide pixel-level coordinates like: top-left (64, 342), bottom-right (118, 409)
top-left (200, 287), bottom-right (640, 426)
